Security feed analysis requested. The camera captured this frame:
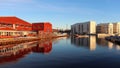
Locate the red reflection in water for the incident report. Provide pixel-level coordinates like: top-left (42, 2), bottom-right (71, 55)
top-left (0, 40), bottom-right (52, 64)
top-left (32, 41), bottom-right (52, 54)
top-left (0, 48), bottom-right (31, 64)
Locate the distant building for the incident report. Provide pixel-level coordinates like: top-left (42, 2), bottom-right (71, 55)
top-left (71, 21), bottom-right (96, 35)
top-left (113, 22), bottom-right (120, 34)
top-left (97, 23), bottom-right (113, 34)
top-left (0, 16), bottom-right (32, 37)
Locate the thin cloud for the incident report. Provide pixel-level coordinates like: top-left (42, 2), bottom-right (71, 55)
top-left (35, 2), bottom-right (104, 15)
top-left (0, 0), bottom-right (32, 3)
top-left (0, 0), bottom-right (33, 6)
top-left (0, 0), bottom-right (34, 9)
top-left (0, 0), bottom-right (105, 16)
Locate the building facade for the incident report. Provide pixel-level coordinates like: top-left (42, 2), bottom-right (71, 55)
top-left (71, 21), bottom-right (96, 35)
top-left (96, 22), bottom-right (120, 34)
top-left (32, 22), bottom-right (52, 32)
top-left (32, 22), bottom-right (53, 38)
top-left (113, 22), bottom-right (120, 34)
top-left (97, 23), bottom-right (113, 34)
top-left (0, 16), bottom-right (32, 37)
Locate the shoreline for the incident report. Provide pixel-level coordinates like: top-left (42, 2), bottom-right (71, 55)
top-left (0, 35), bottom-right (68, 45)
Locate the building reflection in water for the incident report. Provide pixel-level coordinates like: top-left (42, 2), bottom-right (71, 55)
top-left (116, 45), bottom-right (120, 50)
top-left (96, 38), bottom-right (108, 46)
top-left (97, 37), bottom-right (120, 50)
top-left (71, 36), bottom-right (96, 51)
top-left (0, 40), bottom-right (52, 64)
top-left (32, 41), bottom-right (52, 54)
top-left (108, 42), bottom-right (113, 49)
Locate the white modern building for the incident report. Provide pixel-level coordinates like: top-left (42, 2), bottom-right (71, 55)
top-left (71, 21), bottom-right (96, 35)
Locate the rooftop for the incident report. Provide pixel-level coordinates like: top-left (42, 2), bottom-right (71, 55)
top-left (0, 16), bottom-right (31, 26)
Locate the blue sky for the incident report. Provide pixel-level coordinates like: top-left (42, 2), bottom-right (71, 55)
top-left (0, 0), bottom-right (120, 29)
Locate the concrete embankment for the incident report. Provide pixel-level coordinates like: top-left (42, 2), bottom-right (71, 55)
top-left (0, 33), bottom-right (68, 45)
top-left (97, 34), bottom-right (114, 38)
top-left (0, 37), bottom-right (40, 45)
top-left (38, 32), bottom-right (68, 39)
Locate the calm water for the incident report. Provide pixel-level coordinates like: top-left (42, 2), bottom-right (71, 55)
top-left (0, 36), bottom-right (120, 68)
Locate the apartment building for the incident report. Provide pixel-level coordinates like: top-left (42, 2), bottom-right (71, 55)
top-left (97, 23), bottom-right (113, 34)
top-left (97, 22), bottom-right (120, 34)
top-left (71, 21), bottom-right (96, 35)
top-left (113, 22), bottom-right (120, 34)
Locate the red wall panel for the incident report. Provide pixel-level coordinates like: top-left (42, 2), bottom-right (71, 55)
top-left (32, 22), bottom-right (52, 32)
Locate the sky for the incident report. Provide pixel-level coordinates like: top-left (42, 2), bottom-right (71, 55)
top-left (0, 0), bottom-right (120, 29)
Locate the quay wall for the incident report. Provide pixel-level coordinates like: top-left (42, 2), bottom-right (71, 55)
top-left (0, 33), bottom-right (68, 45)
top-left (97, 34), bottom-right (114, 38)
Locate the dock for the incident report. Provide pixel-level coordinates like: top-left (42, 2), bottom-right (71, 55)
top-left (105, 36), bottom-right (120, 44)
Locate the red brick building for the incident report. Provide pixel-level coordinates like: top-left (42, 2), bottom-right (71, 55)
top-left (32, 22), bottom-right (52, 32)
top-left (32, 22), bottom-right (53, 38)
top-left (0, 16), bottom-right (32, 38)
top-left (0, 16), bottom-right (53, 38)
